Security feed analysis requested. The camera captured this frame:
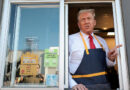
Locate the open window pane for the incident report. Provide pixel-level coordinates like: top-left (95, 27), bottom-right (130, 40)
top-left (3, 4), bottom-right (59, 88)
top-left (68, 3), bottom-right (119, 89)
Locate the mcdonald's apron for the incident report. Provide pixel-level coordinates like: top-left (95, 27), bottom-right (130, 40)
top-left (72, 33), bottom-right (111, 89)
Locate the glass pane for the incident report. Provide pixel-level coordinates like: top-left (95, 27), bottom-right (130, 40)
top-left (3, 4), bottom-right (59, 88)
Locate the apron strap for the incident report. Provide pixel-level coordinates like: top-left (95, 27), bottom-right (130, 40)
top-left (80, 32), bottom-right (104, 55)
top-left (72, 71), bottom-right (107, 78)
top-left (80, 32), bottom-right (89, 55)
top-left (94, 35), bottom-right (104, 50)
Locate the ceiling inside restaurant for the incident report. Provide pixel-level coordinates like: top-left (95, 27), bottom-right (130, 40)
top-left (69, 3), bottom-right (115, 38)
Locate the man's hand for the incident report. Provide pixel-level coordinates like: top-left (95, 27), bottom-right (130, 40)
top-left (108, 44), bottom-right (122, 62)
top-left (72, 84), bottom-right (88, 90)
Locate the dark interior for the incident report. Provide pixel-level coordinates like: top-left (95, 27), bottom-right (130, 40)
top-left (69, 3), bottom-right (114, 38)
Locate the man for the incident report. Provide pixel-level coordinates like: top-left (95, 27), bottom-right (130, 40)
top-left (69, 9), bottom-right (122, 90)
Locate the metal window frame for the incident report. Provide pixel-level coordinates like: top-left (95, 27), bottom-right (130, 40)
top-left (10, 4), bottom-right (60, 87)
top-left (113, 0), bottom-right (130, 90)
top-left (64, 4), bottom-right (69, 88)
top-left (0, 0), bottom-right (64, 90)
top-left (0, 0), bottom-right (129, 90)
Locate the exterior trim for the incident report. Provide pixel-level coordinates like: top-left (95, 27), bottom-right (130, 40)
top-left (114, 0), bottom-right (130, 90)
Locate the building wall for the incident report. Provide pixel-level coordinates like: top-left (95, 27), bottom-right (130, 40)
top-left (121, 0), bottom-right (130, 76)
top-left (0, 0), bottom-right (3, 28)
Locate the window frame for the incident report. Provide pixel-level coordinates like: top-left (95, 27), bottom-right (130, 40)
top-left (64, 0), bottom-right (129, 90)
top-left (0, 0), bottom-right (65, 90)
top-left (113, 0), bottom-right (130, 90)
top-left (0, 0), bottom-right (129, 90)
top-left (10, 4), bottom-right (60, 87)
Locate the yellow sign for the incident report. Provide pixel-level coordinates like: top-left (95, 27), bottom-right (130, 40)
top-left (21, 52), bottom-right (38, 64)
top-left (20, 64), bottom-right (39, 75)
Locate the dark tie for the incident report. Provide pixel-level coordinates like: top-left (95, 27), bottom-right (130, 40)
top-left (89, 35), bottom-right (96, 49)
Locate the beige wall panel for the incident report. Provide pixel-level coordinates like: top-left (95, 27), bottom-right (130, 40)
top-left (95, 7), bottom-right (114, 30)
top-left (105, 38), bottom-right (118, 71)
top-left (105, 38), bottom-right (115, 49)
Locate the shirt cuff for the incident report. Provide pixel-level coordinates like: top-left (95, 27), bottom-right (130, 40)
top-left (106, 58), bottom-right (116, 67)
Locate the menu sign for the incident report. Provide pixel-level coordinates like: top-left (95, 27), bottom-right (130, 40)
top-left (44, 49), bottom-right (58, 67)
top-left (20, 64), bottom-right (38, 75)
top-left (21, 52), bottom-right (38, 64)
top-left (20, 52), bottom-right (39, 75)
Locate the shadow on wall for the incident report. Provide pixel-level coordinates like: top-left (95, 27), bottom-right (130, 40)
top-left (0, 0), bottom-right (3, 26)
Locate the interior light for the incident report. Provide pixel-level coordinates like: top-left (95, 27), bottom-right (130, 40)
top-left (107, 32), bottom-right (115, 36)
top-left (103, 27), bottom-right (107, 30)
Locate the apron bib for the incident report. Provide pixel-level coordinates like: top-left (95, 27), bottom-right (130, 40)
top-left (72, 32), bottom-right (109, 86)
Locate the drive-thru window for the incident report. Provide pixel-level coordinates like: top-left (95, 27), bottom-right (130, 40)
top-left (0, 0), bottom-right (129, 90)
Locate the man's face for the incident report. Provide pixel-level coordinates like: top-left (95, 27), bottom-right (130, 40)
top-left (78, 12), bottom-right (96, 35)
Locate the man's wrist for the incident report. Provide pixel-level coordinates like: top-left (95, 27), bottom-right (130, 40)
top-left (108, 57), bottom-right (115, 62)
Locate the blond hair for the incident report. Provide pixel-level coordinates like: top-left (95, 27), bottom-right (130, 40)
top-left (77, 9), bottom-right (95, 21)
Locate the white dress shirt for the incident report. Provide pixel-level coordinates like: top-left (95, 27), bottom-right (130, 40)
top-left (69, 31), bottom-right (116, 88)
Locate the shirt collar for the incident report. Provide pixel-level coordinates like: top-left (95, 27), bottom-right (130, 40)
top-left (80, 30), bottom-right (94, 39)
